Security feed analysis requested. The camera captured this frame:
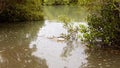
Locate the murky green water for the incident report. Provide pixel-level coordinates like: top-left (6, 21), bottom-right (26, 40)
top-left (0, 6), bottom-right (120, 68)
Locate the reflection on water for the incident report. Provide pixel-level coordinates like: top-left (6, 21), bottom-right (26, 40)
top-left (0, 19), bottom-right (88, 68)
top-left (0, 21), bottom-right (48, 68)
top-left (83, 48), bottom-right (120, 68)
top-left (30, 20), bottom-right (88, 68)
top-left (38, 20), bottom-right (67, 38)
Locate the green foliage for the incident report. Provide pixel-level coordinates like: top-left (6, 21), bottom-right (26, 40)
top-left (80, 0), bottom-right (120, 47)
top-left (0, 0), bottom-right (43, 22)
top-left (42, 0), bottom-right (81, 5)
top-left (77, 0), bottom-right (93, 5)
top-left (42, 0), bottom-right (103, 6)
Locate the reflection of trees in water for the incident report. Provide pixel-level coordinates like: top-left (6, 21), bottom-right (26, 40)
top-left (0, 21), bottom-right (44, 46)
top-left (82, 48), bottom-right (120, 68)
top-left (61, 26), bottom-right (79, 57)
top-left (61, 40), bottom-right (75, 57)
top-left (0, 21), bottom-right (48, 68)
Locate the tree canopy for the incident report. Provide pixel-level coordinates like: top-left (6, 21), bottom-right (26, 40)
top-left (0, 0), bottom-right (43, 22)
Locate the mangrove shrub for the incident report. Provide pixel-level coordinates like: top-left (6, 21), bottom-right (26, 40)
top-left (80, 0), bottom-right (120, 48)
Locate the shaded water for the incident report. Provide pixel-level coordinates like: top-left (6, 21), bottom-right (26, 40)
top-left (0, 6), bottom-right (120, 68)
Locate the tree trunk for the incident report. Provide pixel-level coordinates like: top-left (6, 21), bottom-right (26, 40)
top-left (0, 0), bottom-right (5, 14)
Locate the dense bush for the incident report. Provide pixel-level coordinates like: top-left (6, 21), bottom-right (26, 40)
top-left (0, 0), bottom-right (43, 22)
top-left (80, 0), bottom-right (120, 48)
